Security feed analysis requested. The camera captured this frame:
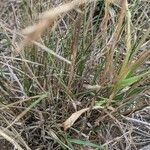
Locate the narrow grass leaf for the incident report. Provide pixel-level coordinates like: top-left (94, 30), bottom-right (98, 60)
top-left (120, 4), bottom-right (132, 71)
top-left (48, 130), bottom-right (72, 150)
top-left (131, 27), bottom-right (150, 57)
top-left (0, 128), bottom-right (24, 150)
top-left (127, 50), bottom-right (150, 77)
top-left (68, 139), bottom-right (104, 149)
top-left (6, 93), bottom-right (47, 129)
top-left (33, 41), bottom-right (71, 64)
top-left (120, 71), bottom-right (150, 88)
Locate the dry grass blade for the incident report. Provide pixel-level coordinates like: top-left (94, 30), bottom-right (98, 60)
top-left (0, 56), bottom-right (43, 66)
top-left (132, 26), bottom-right (150, 57)
top-left (5, 94), bottom-right (47, 129)
top-left (48, 130), bottom-right (72, 150)
top-left (0, 95), bottom-right (43, 110)
top-left (68, 14), bottom-right (82, 88)
top-left (1, 0), bottom-right (149, 149)
top-left (0, 128), bottom-right (24, 150)
top-left (4, 60), bottom-right (26, 96)
top-left (1, 116), bottom-right (31, 150)
top-left (33, 41), bottom-right (71, 64)
top-left (121, 2), bottom-right (131, 71)
top-left (103, 0), bottom-right (128, 80)
top-left (129, 50), bottom-right (150, 73)
top-left (100, 0), bottom-right (110, 33)
top-left (40, 0), bottom-right (101, 20)
top-left (22, 0), bottom-right (98, 43)
top-left (121, 115), bottom-right (150, 127)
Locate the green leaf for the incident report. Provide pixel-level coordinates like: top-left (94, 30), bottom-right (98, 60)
top-left (96, 96), bottom-right (108, 106)
top-left (68, 139), bottom-right (105, 150)
top-left (120, 71), bottom-right (150, 88)
top-left (114, 92), bottom-right (125, 101)
top-left (127, 87), bottom-right (145, 97)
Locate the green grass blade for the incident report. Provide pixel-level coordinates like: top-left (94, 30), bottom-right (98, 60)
top-left (68, 139), bottom-right (105, 149)
top-left (120, 71), bottom-right (150, 88)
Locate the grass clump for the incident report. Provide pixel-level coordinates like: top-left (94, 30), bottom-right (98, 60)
top-left (0, 0), bottom-right (150, 149)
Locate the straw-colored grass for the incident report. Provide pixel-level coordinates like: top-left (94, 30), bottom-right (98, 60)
top-left (0, 0), bottom-right (149, 149)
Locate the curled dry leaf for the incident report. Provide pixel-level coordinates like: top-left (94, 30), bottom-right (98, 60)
top-left (62, 106), bottom-right (103, 130)
top-left (62, 108), bottom-right (89, 131)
